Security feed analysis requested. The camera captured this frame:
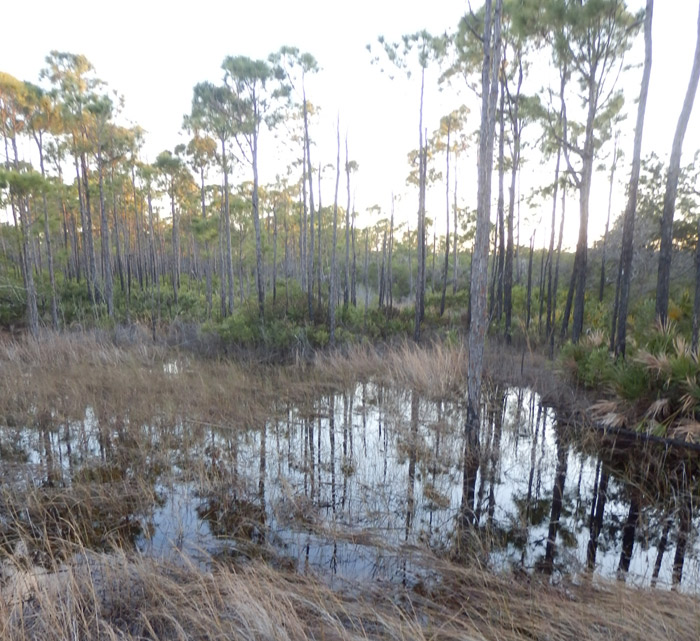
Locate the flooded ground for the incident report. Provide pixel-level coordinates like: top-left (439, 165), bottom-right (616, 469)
top-left (1, 380), bottom-right (698, 592)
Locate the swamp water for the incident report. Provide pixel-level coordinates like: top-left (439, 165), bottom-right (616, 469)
top-left (1, 382), bottom-right (698, 592)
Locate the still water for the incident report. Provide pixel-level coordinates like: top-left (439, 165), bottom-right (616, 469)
top-left (2, 383), bottom-right (698, 591)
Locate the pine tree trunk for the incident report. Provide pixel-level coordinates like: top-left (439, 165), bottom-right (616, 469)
top-left (453, 177), bottom-right (459, 295)
top-left (80, 152), bottom-right (100, 307)
top-left (344, 136), bottom-right (351, 308)
top-left (17, 192), bottom-right (39, 338)
top-left (408, 221), bottom-right (413, 298)
top-left (388, 204), bottom-right (394, 312)
top-left (551, 189), bottom-right (566, 357)
top-left (379, 231), bottom-right (386, 309)
top-left (466, 0), bottom-right (501, 458)
top-left (414, 68), bottom-right (427, 342)
top-left (504, 55), bottom-right (523, 343)
top-left (304, 91), bottom-right (315, 321)
top-left (273, 201), bottom-right (278, 305)
top-left (329, 119), bottom-right (340, 345)
top-left (440, 127), bottom-right (450, 317)
top-left (613, 0), bottom-right (653, 356)
top-left (36, 134), bottom-right (59, 329)
top-left (656, 0), bottom-right (700, 324)
top-left (222, 140), bottom-right (234, 317)
top-left (545, 147), bottom-right (561, 342)
top-left (526, 232), bottom-right (535, 330)
top-left (570, 75), bottom-right (598, 344)
top-left (363, 228), bottom-right (369, 328)
top-left (351, 209), bottom-right (357, 306)
top-left (96, 145), bottom-right (114, 317)
top-left (495, 77), bottom-right (506, 322)
top-left (599, 135), bottom-right (619, 302)
top-left (112, 176), bottom-right (125, 294)
top-left (169, 175), bottom-right (179, 307)
top-left (693, 218), bottom-right (700, 353)
top-left (317, 163), bottom-right (323, 309)
top-left (251, 125), bottom-right (265, 320)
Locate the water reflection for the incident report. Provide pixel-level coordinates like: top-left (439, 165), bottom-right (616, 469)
top-left (0, 384), bottom-right (698, 591)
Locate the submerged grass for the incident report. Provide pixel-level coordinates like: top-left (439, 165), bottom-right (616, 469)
top-left (0, 331), bottom-right (699, 640)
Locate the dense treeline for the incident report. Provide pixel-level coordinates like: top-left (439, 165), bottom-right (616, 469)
top-left (2, 1), bottom-right (700, 360)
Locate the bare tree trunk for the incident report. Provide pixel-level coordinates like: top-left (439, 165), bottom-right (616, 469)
top-left (344, 135), bottom-right (351, 308)
top-left (488, 218), bottom-right (498, 318)
top-left (111, 172), bottom-right (125, 294)
top-left (551, 189), bottom-right (566, 357)
top-left (388, 203), bottom-right (394, 312)
top-left (147, 186), bottom-right (160, 336)
top-left (252, 124), bottom-right (265, 320)
top-left (408, 221), bottom-right (413, 298)
top-left (453, 177), bottom-right (459, 295)
top-left (570, 76), bottom-right (597, 344)
top-left (96, 143), bottom-right (114, 317)
top-left (329, 118), bottom-right (341, 345)
top-left (284, 205), bottom-right (290, 314)
top-left (599, 134), bottom-right (619, 302)
top-left (131, 165), bottom-right (144, 291)
top-left (466, 0), bottom-right (501, 459)
top-left (693, 217), bottom-right (700, 353)
top-left (431, 230), bottom-right (436, 293)
top-left (80, 152), bottom-right (100, 308)
top-left (440, 125), bottom-right (450, 317)
top-left (537, 233), bottom-right (546, 332)
top-left (379, 230), bottom-right (386, 309)
top-left (300, 178), bottom-right (306, 292)
top-left (526, 232), bottom-right (535, 330)
top-left (15, 188), bottom-right (39, 338)
top-left (222, 140), bottom-right (234, 317)
top-left (613, 0), bottom-right (654, 357)
top-left (656, 0), bottom-right (700, 324)
top-left (494, 77), bottom-right (506, 322)
top-left (351, 207), bottom-right (357, 306)
top-left (35, 133), bottom-right (59, 329)
top-left (74, 153), bottom-right (92, 305)
top-left (414, 68), bottom-right (427, 342)
top-left (169, 174), bottom-right (179, 307)
top-left (304, 90), bottom-right (315, 321)
top-left (272, 201), bottom-right (278, 305)
top-left (363, 228), bottom-right (369, 328)
top-left (504, 55), bottom-right (523, 343)
top-left (317, 162), bottom-right (323, 309)
top-left (545, 146), bottom-right (561, 343)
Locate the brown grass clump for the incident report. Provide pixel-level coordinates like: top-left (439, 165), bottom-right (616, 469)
top-left (0, 549), bottom-right (698, 641)
top-left (312, 340), bottom-right (470, 399)
top-left (0, 332), bottom-right (289, 432)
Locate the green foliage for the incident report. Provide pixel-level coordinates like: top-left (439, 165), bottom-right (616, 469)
top-left (611, 360), bottom-right (649, 403)
top-left (560, 340), bottom-right (615, 390)
top-left (0, 279), bottom-right (25, 327)
top-left (565, 322), bottom-right (700, 440)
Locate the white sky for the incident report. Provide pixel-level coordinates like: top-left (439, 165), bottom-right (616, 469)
top-left (2, 0), bottom-right (700, 249)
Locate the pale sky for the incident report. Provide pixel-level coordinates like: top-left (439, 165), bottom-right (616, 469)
top-left (2, 0), bottom-right (700, 249)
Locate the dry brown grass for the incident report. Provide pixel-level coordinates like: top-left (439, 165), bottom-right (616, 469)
top-left (1, 332), bottom-right (699, 640)
top-left (0, 332), bottom-right (296, 432)
top-left (0, 332), bottom-right (569, 424)
top-left (0, 547), bottom-right (698, 641)
top-left (312, 340), bottom-right (470, 399)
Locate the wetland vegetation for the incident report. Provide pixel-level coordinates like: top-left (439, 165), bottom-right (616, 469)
top-left (0, 334), bottom-right (698, 640)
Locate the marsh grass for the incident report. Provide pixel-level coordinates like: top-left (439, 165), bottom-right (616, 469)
top-left (0, 546), bottom-right (698, 641)
top-left (1, 332), bottom-right (699, 640)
